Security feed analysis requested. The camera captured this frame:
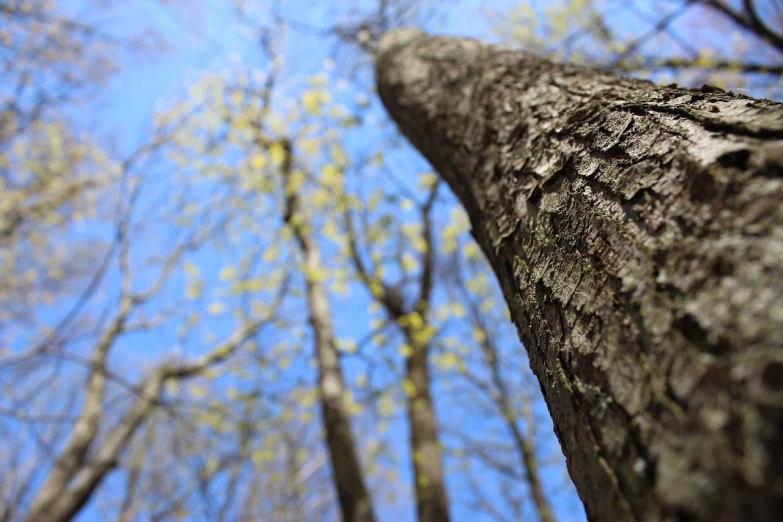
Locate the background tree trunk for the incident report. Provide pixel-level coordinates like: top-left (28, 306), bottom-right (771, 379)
top-left (343, 187), bottom-right (452, 522)
top-left (376, 28), bottom-right (783, 522)
top-left (282, 140), bottom-right (377, 522)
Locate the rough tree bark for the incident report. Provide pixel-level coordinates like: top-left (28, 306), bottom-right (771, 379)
top-left (377, 29), bottom-right (783, 522)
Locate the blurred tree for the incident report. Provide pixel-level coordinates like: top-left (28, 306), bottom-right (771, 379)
top-left (0, 3), bottom-right (313, 521)
top-left (280, 134), bottom-right (377, 521)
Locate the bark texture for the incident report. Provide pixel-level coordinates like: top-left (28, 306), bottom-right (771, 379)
top-left (377, 28), bottom-right (783, 522)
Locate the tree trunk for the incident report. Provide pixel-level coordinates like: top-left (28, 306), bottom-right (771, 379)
top-left (403, 332), bottom-right (451, 522)
top-left (283, 140), bottom-right (377, 522)
top-left (376, 28), bottom-right (783, 522)
top-left (297, 226), bottom-right (376, 522)
top-left (343, 199), bottom-right (451, 522)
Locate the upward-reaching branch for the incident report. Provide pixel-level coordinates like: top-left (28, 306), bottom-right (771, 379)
top-left (25, 313), bottom-right (274, 522)
top-left (702, 0), bottom-right (783, 54)
top-left (26, 209), bottom-right (137, 522)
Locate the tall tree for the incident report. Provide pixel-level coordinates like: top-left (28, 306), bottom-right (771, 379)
top-left (376, 28), bottom-right (783, 522)
top-left (280, 135), bottom-right (378, 522)
top-left (342, 177), bottom-right (452, 522)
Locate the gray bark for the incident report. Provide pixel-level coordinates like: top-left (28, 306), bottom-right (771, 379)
top-left (376, 28), bottom-right (783, 522)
